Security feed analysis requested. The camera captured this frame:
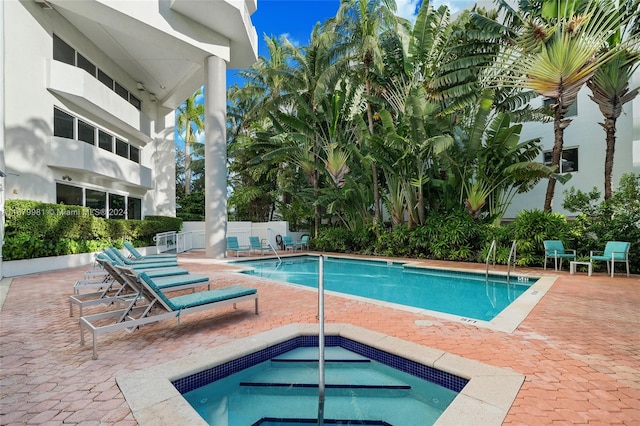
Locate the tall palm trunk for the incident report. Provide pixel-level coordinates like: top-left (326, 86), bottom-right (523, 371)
top-left (365, 77), bottom-right (381, 225)
top-left (184, 125), bottom-right (192, 195)
top-left (544, 101), bottom-right (572, 212)
top-left (602, 117), bottom-right (617, 200)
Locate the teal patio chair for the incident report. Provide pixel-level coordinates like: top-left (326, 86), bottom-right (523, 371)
top-left (282, 235), bottom-right (295, 251)
top-left (590, 241), bottom-right (630, 277)
top-left (226, 236), bottom-right (250, 257)
top-left (249, 236), bottom-right (271, 255)
top-left (543, 240), bottom-right (576, 271)
top-left (294, 235), bottom-right (310, 251)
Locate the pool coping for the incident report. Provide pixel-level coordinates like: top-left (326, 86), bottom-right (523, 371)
top-left (226, 254), bottom-right (558, 334)
top-left (116, 323), bottom-right (525, 425)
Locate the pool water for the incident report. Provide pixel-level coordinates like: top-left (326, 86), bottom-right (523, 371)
top-left (183, 346), bottom-right (458, 425)
top-left (236, 256), bottom-right (534, 321)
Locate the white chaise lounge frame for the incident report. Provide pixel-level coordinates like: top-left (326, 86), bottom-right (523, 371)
top-left (79, 271), bottom-right (258, 359)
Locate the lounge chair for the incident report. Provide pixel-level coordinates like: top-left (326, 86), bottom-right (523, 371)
top-left (227, 236), bottom-right (250, 257)
top-left (105, 247), bottom-right (179, 268)
top-left (590, 241), bottom-right (631, 277)
top-left (249, 236), bottom-right (271, 255)
top-left (123, 241), bottom-right (176, 260)
top-left (543, 240), bottom-right (577, 271)
top-left (79, 271), bottom-right (258, 359)
top-left (69, 254), bottom-right (194, 317)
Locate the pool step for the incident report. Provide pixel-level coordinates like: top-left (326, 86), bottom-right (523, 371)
top-left (242, 348), bottom-right (411, 391)
top-left (271, 347), bottom-right (370, 363)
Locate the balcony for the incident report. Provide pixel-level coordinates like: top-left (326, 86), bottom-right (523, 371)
top-left (48, 137), bottom-right (153, 189)
top-left (47, 60), bottom-right (152, 145)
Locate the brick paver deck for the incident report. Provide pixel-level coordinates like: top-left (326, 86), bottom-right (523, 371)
top-left (1, 251), bottom-right (638, 425)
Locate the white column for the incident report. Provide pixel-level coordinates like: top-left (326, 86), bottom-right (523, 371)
top-left (204, 55), bottom-right (227, 258)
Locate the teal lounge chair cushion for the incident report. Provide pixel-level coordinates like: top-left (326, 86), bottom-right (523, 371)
top-left (152, 274), bottom-right (209, 290)
top-left (139, 273), bottom-right (256, 311)
top-left (166, 286), bottom-right (257, 310)
top-left (590, 241), bottom-right (630, 261)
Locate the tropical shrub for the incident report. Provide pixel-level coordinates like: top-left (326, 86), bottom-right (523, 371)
top-left (3, 200), bottom-right (182, 260)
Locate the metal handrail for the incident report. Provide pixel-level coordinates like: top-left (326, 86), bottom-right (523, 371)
top-left (485, 240), bottom-right (496, 281)
top-left (507, 240), bottom-right (517, 282)
top-left (317, 255), bottom-right (325, 425)
top-left (266, 228), bottom-right (282, 262)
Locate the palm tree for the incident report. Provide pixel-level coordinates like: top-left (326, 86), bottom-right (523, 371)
top-left (330, 0), bottom-right (400, 225)
top-left (586, 0), bottom-right (640, 200)
top-left (490, 0), bottom-right (632, 211)
top-left (176, 89), bottom-right (204, 196)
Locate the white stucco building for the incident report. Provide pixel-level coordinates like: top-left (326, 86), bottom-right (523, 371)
top-left (504, 77), bottom-right (640, 219)
top-left (0, 0), bottom-right (258, 267)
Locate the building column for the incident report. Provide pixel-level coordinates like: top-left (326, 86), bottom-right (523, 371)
top-left (204, 55), bottom-right (227, 258)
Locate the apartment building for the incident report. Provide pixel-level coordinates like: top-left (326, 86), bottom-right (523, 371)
top-left (0, 0), bottom-right (258, 262)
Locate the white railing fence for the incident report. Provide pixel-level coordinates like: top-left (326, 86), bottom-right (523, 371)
top-left (154, 231), bottom-right (176, 253)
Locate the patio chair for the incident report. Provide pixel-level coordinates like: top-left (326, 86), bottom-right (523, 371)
top-left (227, 236), bottom-right (250, 257)
top-left (70, 254), bottom-right (193, 317)
top-left (543, 240), bottom-right (577, 271)
top-left (293, 235), bottom-right (310, 251)
top-left (123, 241), bottom-right (176, 260)
top-left (79, 271), bottom-right (258, 359)
top-left (590, 241), bottom-right (631, 277)
top-left (282, 235), bottom-right (295, 251)
top-left (249, 236), bottom-right (271, 255)
top-left (104, 247), bottom-right (179, 268)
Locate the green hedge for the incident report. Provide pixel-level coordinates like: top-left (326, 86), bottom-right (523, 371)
top-left (313, 208), bottom-right (638, 274)
top-left (3, 200), bottom-right (182, 260)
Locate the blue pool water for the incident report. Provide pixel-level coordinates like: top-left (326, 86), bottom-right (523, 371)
top-left (236, 256), bottom-right (534, 321)
top-left (179, 337), bottom-right (462, 426)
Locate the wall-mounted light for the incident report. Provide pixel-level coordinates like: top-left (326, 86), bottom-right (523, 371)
top-left (136, 82), bottom-right (145, 91)
top-left (62, 175), bottom-right (72, 181)
top-left (0, 171), bottom-right (6, 178)
top-left (149, 93), bottom-right (157, 102)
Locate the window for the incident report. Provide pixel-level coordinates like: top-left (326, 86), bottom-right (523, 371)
top-left (544, 147), bottom-right (579, 173)
top-left (114, 82), bottom-right (128, 101)
top-left (77, 120), bottom-right (95, 145)
top-left (53, 34), bottom-right (75, 66)
top-left (128, 197), bottom-right (142, 220)
top-left (76, 53), bottom-right (96, 77)
top-left (56, 183), bottom-right (83, 205)
top-left (98, 130), bottom-right (113, 152)
top-left (543, 97), bottom-right (578, 117)
top-left (86, 189), bottom-right (106, 217)
top-left (53, 108), bottom-right (75, 139)
top-left (56, 185), bottom-right (142, 219)
top-left (109, 194), bottom-right (126, 219)
top-left (52, 34), bottom-right (141, 111)
top-left (115, 138), bottom-right (128, 158)
top-left (130, 146), bottom-right (140, 163)
top-left (97, 69), bottom-right (114, 90)
top-left (129, 94), bottom-right (141, 110)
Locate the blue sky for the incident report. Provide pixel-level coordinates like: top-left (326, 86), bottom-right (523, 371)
top-left (185, 0), bottom-right (475, 145)
top-left (226, 0), bottom-right (476, 88)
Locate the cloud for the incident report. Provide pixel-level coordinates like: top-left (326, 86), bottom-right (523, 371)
top-left (279, 32), bottom-right (300, 47)
top-left (395, 0), bottom-right (420, 22)
top-left (430, 0), bottom-right (478, 14)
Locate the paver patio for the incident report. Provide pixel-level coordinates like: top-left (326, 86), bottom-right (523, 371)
top-left (1, 251), bottom-right (638, 425)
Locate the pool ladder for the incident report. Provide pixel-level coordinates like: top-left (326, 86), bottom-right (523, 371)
top-left (485, 240), bottom-right (517, 283)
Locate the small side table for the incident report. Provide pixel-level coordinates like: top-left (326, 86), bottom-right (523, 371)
top-left (570, 261), bottom-right (592, 276)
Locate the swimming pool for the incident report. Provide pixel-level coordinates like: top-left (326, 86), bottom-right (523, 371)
top-left (234, 256), bottom-right (536, 322)
top-left (178, 336), bottom-right (462, 425)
